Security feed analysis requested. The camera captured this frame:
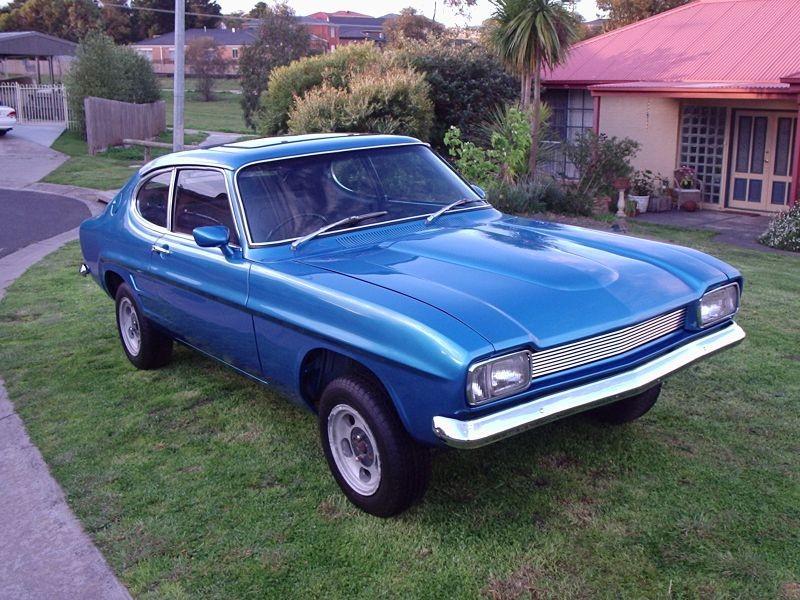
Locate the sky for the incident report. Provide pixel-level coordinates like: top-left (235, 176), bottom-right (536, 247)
top-left (216, 0), bottom-right (604, 28)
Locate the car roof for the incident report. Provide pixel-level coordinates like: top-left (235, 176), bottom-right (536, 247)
top-left (140, 133), bottom-right (424, 174)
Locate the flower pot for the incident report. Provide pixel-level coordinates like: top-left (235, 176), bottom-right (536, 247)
top-left (678, 189), bottom-right (702, 210)
top-left (613, 177), bottom-right (630, 190)
top-left (629, 194), bottom-right (650, 213)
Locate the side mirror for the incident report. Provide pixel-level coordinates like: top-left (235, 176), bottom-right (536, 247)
top-left (193, 225), bottom-right (230, 248)
top-left (470, 184), bottom-right (486, 199)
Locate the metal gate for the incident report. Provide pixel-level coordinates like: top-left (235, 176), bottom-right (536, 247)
top-left (0, 83), bottom-right (70, 125)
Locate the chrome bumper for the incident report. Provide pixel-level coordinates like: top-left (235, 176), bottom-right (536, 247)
top-left (432, 323), bottom-right (745, 449)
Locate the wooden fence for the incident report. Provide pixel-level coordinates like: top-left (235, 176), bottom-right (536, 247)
top-left (84, 96), bottom-right (166, 155)
top-left (0, 83), bottom-right (69, 124)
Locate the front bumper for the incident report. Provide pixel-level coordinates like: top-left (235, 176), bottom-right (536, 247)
top-left (432, 322), bottom-right (745, 449)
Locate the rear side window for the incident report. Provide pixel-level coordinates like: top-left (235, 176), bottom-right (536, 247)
top-left (136, 172), bottom-right (171, 228)
top-left (173, 169), bottom-right (239, 245)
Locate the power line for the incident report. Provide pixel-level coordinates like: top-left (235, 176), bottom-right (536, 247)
top-left (101, 2), bottom-right (251, 21)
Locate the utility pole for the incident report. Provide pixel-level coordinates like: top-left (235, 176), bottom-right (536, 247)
top-left (173, 0), bottom-right (185, 151)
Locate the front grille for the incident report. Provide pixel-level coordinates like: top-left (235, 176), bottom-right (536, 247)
top-left (529, 308), bottom-right (687, 379)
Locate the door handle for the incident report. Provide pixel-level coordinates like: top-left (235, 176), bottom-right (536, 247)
top-left (151, 244), bottom-right (170, 255)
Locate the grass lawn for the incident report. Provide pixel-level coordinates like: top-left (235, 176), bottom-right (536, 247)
top-left (0, 231), bottom-right (798, 598)
top-left (163, 90), bottom-right (249, 134)
top-left (42, 130), bottom-right (209, 190)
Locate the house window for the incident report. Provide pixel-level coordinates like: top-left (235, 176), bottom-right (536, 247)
top-left (330, 27), bottom-right (336, 38)
top-left (542, 89), bottom-right (594, 178)
top-left (136, 48), bottom-right (153, 61)
top-left (679, 105), bottom-right (727, 204)
top-left (232, 48), bottom-right (239, 59)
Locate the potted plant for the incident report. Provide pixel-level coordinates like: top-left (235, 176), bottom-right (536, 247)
top-left (629, 170), bottom-right (655, 213)
top-left (676, 165), bottom-right (702, 209)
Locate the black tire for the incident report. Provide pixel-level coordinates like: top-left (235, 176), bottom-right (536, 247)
top-left (0, 130), bottom-right (7, 137)
top-left (319, 374), bottom-right (431, 517)
top-left (115, 283), bottom-right (172, 370)
top-left (588, 384), bottom-right (661, 424)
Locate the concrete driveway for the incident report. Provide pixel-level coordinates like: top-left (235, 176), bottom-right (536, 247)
top-left (0, 123), bottom-right (67, 187)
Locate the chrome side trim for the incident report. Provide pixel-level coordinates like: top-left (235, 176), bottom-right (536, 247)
top-left (432, 323), bottom-right (745, 449)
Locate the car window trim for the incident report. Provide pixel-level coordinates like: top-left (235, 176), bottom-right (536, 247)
top-left (168, 166), bottom-right (242, 249)
top-left (232, 142), bottom-right (489, 248)
top-left (131, 167), bottom-right (176, 235)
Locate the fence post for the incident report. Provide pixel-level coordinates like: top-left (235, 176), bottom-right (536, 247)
top-left (14, 83), bottom-right (22, 122)
top-left (61, 84), bottom-right (70, 127)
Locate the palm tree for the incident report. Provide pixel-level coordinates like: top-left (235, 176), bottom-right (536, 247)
top-left (490, 0), bottom-right (579, 175)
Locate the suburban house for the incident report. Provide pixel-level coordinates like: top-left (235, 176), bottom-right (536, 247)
top-left (544, 0), bottom-right (800, 213)
top-left (308, 11), bottom-right (394, 47)
top-left (132, 28), bottom-right (256, 75)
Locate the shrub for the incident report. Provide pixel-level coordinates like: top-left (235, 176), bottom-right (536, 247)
top-left (65, 32), bottom-right (160, 135)
top-left (391, 39), bottom-right (519, 149)
top-left (257, 45), bottom-right (380, 136)
top-left (562, 131), bottom-right (640, 215)
top-left (759, 203), bottom-right (800, 252)
top-left (287, 67), bottom-right (433, 139)
top-left (486, 179), bottom-right (552, 214)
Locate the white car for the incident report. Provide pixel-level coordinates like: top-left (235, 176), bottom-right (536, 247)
top-left (0, 105), bottom-right (17, 136)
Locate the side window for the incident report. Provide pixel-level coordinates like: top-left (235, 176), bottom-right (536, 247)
top-left (173, 169), bottom-right (239, 245)
top-left (136, 172), bottom-right (171, 228)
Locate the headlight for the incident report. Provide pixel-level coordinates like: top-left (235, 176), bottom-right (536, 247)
top-left (698, 283), bottom-right (740, 327)
top-left (467, 350), bottom-right (531, 406)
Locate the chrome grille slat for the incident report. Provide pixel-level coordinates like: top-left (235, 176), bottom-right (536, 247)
top-left (530, 308), bottom-right (687, 379)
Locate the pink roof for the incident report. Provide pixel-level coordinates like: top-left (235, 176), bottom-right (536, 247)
top-left (546, 0), bottom-right (800, 85)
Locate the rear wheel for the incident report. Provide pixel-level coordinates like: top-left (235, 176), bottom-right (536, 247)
top-left (319, 374), bottom-right (430, 517)
top-left (589, 384), bottom-right (661, 424)
top-left (115, 283), bottom-right (172, 369)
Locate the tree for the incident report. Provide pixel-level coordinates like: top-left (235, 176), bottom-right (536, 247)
top-left (238, 2), bottom-right (310, 129)
top-left (391, 38), bottom-right (519, 149)
top-left (100, 3), bottom-right (136, 44)
top-left (65, 32), bottom-right (160, 134)
top-left (0, 0), bottom-right (100, 42)
top-left (132, 0), bottom-right (221, 39)
top-left (489, 0), bottom-right (578, 175)
top-left (185, 36), bottom-right (228, 101)
top-left (596, 0), bottom-right (689, 29)
top-left (384, 8), bottom-right (445, 44)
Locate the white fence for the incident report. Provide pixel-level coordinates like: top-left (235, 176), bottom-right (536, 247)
top-left (0, 83), bottom-right (70, 125)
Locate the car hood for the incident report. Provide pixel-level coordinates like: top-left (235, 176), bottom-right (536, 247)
top-left (295, 215), bottom-right (733, 350)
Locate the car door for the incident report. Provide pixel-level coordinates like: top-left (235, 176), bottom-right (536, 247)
top-left (147, 167), bottom-right (261, 375)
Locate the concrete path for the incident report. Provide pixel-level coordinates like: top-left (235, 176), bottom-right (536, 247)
top-left (0, 126), bottom-right (133, 600)
top-left (635, 208), bottom-right (788, 253)
top-left (0, 123), bottom-right (68, 188)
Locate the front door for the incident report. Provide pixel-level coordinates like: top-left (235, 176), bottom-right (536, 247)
top-left (729, 111), bottom-right (796, 212)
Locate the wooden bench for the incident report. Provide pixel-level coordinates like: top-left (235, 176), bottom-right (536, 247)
top-left (123, 138), bottom-right (199, 162)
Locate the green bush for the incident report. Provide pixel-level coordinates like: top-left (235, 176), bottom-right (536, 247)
top-left (390, 39), bottom-right (519, 149)
top-left (65, 32), bottom-right (160, 135)
top-left (257, 45), bottom-right (380, 136)
top-left (562, 131), bottom-right (640, 215)
top-left (286, 67), bottom-right (433, 139)
top-left (758, 203), bottom-right (800, 252)
top-left (486, 179), bottom-right (555, 214)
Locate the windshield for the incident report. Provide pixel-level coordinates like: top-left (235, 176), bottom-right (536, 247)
top-left (236, 144), bottom-right (483, 244)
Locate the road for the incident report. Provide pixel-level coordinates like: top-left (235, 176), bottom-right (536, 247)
top-left (0, 188), bottom-right (91, 258)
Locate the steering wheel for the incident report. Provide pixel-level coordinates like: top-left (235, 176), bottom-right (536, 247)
top-left (266, 213), bottom-right (328, 241)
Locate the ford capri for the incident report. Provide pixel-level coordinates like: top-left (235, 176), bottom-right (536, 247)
top-left (79, 134), bottom-right (745, 516)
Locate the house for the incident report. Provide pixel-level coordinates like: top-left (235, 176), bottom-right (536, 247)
top-left (543, 0), bottom-right (800, 213)
top-left (308, 11), bottom-right (393, 47)
top-left (132, 28), bottom-right (256, 75)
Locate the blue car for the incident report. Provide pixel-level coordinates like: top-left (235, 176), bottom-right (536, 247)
top-left (79, 134), bottom-right (745, 516)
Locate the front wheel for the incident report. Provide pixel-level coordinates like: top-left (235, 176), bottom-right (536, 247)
top-left (319, 375), bottom-right (430, 517)
top-left (115, 283), bottom-right (172, 370)
top-left (588, 384), bottom-right (661, 424)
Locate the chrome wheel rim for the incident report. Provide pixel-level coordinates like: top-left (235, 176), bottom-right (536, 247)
top-left (118, 297), bottom-right (141, 356)
top-left (327, 404), bottom-right (381, 496)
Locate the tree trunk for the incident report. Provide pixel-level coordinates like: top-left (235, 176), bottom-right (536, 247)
top-left (528, 64), bottom-right (542, 177)
top-left (520, 71), bottom-right (531, 109)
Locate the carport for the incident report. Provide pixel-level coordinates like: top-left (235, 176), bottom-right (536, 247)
top-left (0, 31), bottom-right (77, 83)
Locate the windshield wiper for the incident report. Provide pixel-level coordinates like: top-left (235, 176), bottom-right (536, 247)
top-left (291, 211), bottom-right (388, 250)
top-left (425, 198), bottom-right (486, 225)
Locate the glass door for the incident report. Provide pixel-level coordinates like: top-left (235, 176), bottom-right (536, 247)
top-left (729, 111), bottom-right (796, 212)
